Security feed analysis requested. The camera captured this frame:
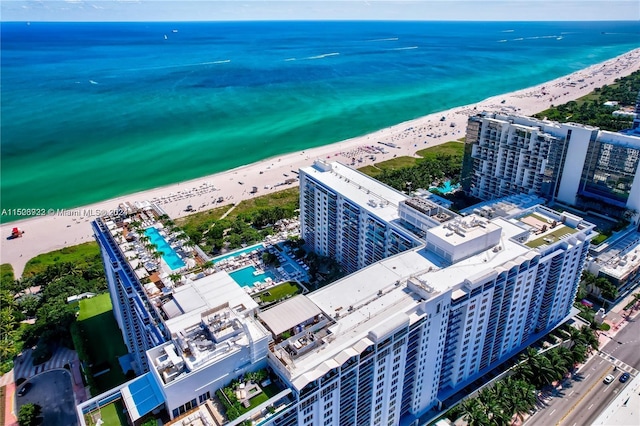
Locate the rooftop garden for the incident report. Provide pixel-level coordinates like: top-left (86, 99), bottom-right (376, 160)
top-left (84, 400), bottom-right (128, 426)
top-left (525, 225), bottom-right (577, 248)
top-left (216, 369), bottom-right (283, 421)
top-left (254, 281), bottom-right (302, 306)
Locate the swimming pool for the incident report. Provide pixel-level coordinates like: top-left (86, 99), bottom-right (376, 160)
top-left (145, 227), bottom-right (186, 270)
top-left (212, 243), bottom-right (264, 263)
top-left (430, 180), bottom-right (460, 194)
top-left (229, 266), bottom-right (276, 288)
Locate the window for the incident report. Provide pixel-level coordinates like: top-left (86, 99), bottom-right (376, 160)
top-left (198, 391), bottom-right (211, 404)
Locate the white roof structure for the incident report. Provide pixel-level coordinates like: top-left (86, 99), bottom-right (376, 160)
top-left (164, 271), bottom-right (258, 335)
top-left (301, 161), bottom-right (408, 223)
top-left (269, 211), bottom-right (587, 390)
top-left (258, 295), bottom-right (322, 336)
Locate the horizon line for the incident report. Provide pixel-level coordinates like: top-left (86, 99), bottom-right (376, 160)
top-left (3, 18), bottom-right (638, 23)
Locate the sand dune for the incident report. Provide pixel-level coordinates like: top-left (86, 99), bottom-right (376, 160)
top-left (2, 48), bottom-right (639, 277)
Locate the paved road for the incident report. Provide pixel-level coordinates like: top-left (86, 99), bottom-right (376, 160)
top-left (15, 369), bottom-right (78, 426)
top-left (526, 318), bottom-right (640, 426)
top-left (598, 316), bottom-right (640, 373)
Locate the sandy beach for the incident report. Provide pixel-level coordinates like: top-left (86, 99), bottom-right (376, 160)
top-left (2, 47), bottom-right (640, 278)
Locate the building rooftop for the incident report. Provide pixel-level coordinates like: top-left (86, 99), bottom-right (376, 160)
top-left (262, 207), bottom-right (596, 390)
top-left (591, 229), bottom-right (640, 281)
top-left (302, 161), bottom-right (409, 223)
top-left (258, 295), bottom-right (324, 337)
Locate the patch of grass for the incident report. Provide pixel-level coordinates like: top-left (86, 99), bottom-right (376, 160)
top-left (231, 187), bottom-right (300, 218)
top-left (1, 263), bottom-right (14, 287)
top-left (525, 225), bottom-right (578, 248)
top-left (257, 282), bottom-right (301, 303)
top-left (357, 156), bottom-right (421, 178)
top-left (76, 294), bottom-right (129, 393)
top-left (357, 165), bottom-right (382, 177)
top-left (77, 293), bottom-right (113, 321)
top-left (415, 141), bottom-right (464, 160)
top-left (23, 242), bottom-right (100, 276)
top-left (174, 205), bottom-right (229, 230)
top-left (599, 323), bottom-right (611, 331)
top-left (86, 400), bottom-right (128, 426)
top-left (591, 233), bottom-right (610, 246)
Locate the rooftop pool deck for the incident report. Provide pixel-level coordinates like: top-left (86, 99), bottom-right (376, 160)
top-left (145, 226), bottom-right (186, 270)
top-left (229, 265), bottom-right (277, 288)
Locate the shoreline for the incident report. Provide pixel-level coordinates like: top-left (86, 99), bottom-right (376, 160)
top-left (2, 47), bottom-right (640, 277)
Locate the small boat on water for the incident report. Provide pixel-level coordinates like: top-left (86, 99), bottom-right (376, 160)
top-left (164, 34), bottom-right (168, 40)
top-left (172, 29), bottom-right (178, 33)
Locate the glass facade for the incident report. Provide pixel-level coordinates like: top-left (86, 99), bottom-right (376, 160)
top-left (579, 140), bottom-right (640, 207)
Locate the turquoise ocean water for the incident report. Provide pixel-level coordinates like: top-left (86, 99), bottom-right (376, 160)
top-left (1, 21), bottom-right (639, 223)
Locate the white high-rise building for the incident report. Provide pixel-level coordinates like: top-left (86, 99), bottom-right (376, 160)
top-left (299, 161), bottom-right (456, 273)
top-left (84, 167), bottom-right (595, 426)
top-left (461, 113), bottom-right (640, 218)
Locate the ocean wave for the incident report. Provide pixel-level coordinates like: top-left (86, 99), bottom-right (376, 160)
top-left (306, 52), bottom-right (340, 60)
top-left (525, 35), bottom-right (561, 40)
top-left (497, 40), bottom-right (508, 43)
top-left (368, 37), bottom-right (399, 42)
top-left (284, 58), bottom-right (296, 61)
top-left (388, 46), bottom-right (418, 51)
top-left (126, 60), bottom-right (230, 71)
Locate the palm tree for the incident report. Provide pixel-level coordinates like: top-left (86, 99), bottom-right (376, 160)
top-left (514, 347), bottom-right (539, 383)
top-left (458, 398), bottom-right (490, 426)
top-left (507, 378), bottom-right (537, 422)
top-left (570, 343), bottom-right (588, 365)
top-left (580, 325), bottom-right (599, 352)
top-left (564, 326), bottom-right (586, 349)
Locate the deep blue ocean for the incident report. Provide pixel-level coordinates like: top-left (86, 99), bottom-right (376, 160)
top-left (1, 21), bottom-right (639, 222)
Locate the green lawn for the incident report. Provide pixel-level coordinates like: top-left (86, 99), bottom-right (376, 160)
top-left (1, 263), bottom-right (15, 287)
top-left (85, 400), bottom-right (128, 426)
top-left (78, 292), bottom-right (113, 321)
top-left (230, 187), bottom-right (300, 218)
top-left (176, 187), bottom-right (300, 239)
top-left (175, 205), bottom-right (229, 230)
top-left (76, 294), bottom-right (129, 393)
top-left (526, 225), bottom-right (578, 248)
top-left (23, 242), bottom-right (100, 276)
top-left (257, 282), bottom-right (301, 303)
top-left (360, 141), bottom-right (464, 178)
top-left (415, 141), bottom-right (464, 160)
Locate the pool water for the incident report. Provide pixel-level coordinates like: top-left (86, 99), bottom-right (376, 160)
top-left (430, 180), bottom-right (460, 194)
top-left (212, 243), bottom-right (264, 263)
top-left (229, 266), bottom-right (276, 288)
top-left (145, 227), bottom-right (186, 270)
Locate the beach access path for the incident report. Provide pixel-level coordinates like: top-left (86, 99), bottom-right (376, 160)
top-left (2, 48), bottom-right (640, 278)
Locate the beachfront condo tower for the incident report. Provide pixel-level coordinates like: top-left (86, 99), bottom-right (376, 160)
top-left (461, 113), bottom-right (640, 218)
top-left (83, 164), bottom-right (597, 426)
top-left (298, 161), bottom-right (458, 274)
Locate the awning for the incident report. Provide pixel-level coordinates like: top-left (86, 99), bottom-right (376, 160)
top-left (121, 373), bottom-right (165, 422)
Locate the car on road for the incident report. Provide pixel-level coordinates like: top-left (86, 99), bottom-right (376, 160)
top-left (619, 372), bottom-right (630, 383)
top-left (17, 382), bottom-right (32, 397)
top-left (603, 374), bottom-right (615, 384)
